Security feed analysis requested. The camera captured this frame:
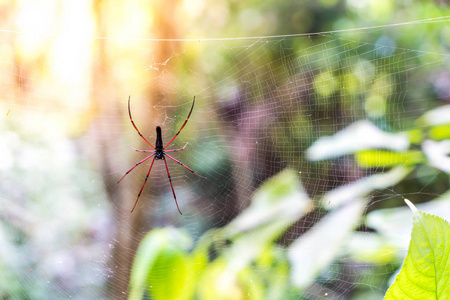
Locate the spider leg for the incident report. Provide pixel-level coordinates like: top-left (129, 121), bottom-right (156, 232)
top-left (127, 144), bottom-right (153, 153)
top-left (131, 156), bottom-right (156, 213)
top-left (165, 153), bottom-right (206, 179)
top-left (164, 96), bottom-right (196, 149)
top-left (163, 156), bottom-right (182, 215)
top-left (164, 142), bottom-right (188, 153)
top-left (117, 154), bottom-right (155, 183)
top-left (128, 96), bottom-right (155, 149)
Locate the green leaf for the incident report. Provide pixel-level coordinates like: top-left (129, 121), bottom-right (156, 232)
top-left (196, 259), bottom-right (264, 300)
top-left (224, 168), bottom-right (311, 236)
top-left (422, 140), bottom-right (450, 173)
top-left (224, 169), bottom-right (312, 238)
top-left (366, 190), bottom-right (450, 251)
top-left (322, 166), bottom-right (411, 208)
top-left (307, 120), bottom-right (409, 161)
top-left (147, 247), bottom-right (190, 300)
top-left (355, 149), bottom-right (424, 168)
top-left (221, 169), bottom-right (311, 272)
top-left (288, 200), bottom-right (365, 289)
top-left (346, 232), bottom-right (398, 265)
top-left (429, 124), bottom-right (450, 140)
top-left (385, 200), bottom-right (450, 300)
top-left (128, 228), bottom-right (193, 300)
top-left (196, 169), bottom-right (310, 298)
top-left (406, 129), bottom-right (423, 144)
top-left (416, 105), bottom-right (450, 126)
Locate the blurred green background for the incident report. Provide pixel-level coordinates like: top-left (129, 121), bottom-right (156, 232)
top-left (1, 0), bottom-right (449, 299)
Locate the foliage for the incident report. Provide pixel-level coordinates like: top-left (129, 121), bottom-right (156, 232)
top-left (129, 169), bottom-right (312, 299)
top-left (128, 228), bottom-right (195, 300)
top-left (129, 104), bottom-right (450, 299)
top-left (3, 0), bottom-right (450, 298)
top-left (385, 200), bottom-right (450, 299)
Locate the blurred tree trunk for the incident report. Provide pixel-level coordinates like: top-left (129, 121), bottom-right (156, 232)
top-left (218, 95), bottom-right (285, 217)
top-left (90, 1), bottom-right (136, 297)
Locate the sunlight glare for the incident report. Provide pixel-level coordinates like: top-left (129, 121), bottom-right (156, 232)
top-left (15, 0), bottom-right (56, 58)
top-left (49, 0), bottom-right (93, 111)
top-left (182, 0), bottom-right (206, 19)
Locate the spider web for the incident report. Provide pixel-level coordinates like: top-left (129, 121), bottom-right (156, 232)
top-left (1, 13), bottom-right (450, 299)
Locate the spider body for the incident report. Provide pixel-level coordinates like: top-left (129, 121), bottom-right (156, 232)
top-left (118, 96), bottom-right (205, 214)
top-left (154, 126), bottom-right (164, 159)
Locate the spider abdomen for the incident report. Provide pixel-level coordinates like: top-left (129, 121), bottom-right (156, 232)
top-left (155, 126), bottom-right (164, 159)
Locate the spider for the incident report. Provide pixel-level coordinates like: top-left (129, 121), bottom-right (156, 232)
top-left (118, 96), bottom-right (205, 214)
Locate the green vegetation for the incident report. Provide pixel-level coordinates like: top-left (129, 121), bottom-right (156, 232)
top-left (2, 0), bottom-right (450, 298)
top-left (129, 106), bottom-right (450, 299)
top-left (385, 200), bottom-right (450, 300)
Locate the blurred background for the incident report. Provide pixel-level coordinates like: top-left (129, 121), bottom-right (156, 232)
top-left (1, 0), bottom-right (450, 299)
